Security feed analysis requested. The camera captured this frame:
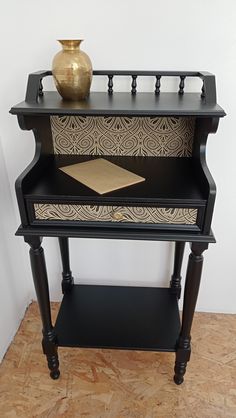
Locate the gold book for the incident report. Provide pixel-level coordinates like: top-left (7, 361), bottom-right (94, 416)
top-left (59, 158), bottom-right (145, 195)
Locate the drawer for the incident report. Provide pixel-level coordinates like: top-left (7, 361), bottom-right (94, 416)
top-left (28, 202), bottom-right (203, 231)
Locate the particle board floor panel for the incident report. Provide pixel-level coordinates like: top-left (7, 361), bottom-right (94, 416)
top-left (0, 302), bottom-right (236, 418)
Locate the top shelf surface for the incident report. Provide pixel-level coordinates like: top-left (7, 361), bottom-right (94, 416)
top-left (10, 91), bottom-right (225, 117)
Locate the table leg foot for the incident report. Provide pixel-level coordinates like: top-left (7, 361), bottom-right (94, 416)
top-left (50, 368), bottom-right (60, 380)
top-left (173, 361), bottom-right (186, 385)
top-left (42, 332), bottom-right (60, 379)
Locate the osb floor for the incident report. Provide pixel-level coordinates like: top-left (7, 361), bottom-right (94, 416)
top-left (0, 303), bottom-right (236, 418)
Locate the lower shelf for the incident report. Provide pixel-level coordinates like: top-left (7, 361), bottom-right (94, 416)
top-left (54, 284), bottom-right (180, 352)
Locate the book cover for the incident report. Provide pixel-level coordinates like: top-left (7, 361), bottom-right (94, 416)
top-left (60, 158), bottom-right (145, 194)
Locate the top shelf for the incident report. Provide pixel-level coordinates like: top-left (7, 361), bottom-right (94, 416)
top-left (10, 70), bottom-right (226, 117)
top-left (10, 91), bottom-right (225, 117)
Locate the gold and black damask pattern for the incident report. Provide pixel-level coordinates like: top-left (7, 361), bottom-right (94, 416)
top-left (34, 203), bottom-right (197, 225)
top-left (51, 116), bottom-right (195, 157)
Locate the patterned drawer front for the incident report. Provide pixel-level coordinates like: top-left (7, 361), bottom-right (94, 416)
top-left (34, 204), bottom-right (198, 225)
top-left (51, 116), bottom-right (195, 157)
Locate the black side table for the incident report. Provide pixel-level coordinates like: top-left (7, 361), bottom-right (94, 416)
top-left (10, 70), bottom-right (225, 384)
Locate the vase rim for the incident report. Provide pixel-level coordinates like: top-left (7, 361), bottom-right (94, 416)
top-left (58, 39), bottom-right (84, 49)
top-left (58, 39), bottom-right (84, 43)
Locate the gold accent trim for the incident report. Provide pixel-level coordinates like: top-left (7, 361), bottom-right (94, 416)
top-left (51, 116), bottom-right (195, 157)
top-left (111, 211), bottom-right (126, 221)
top-left (34, 204), bottom-right (197, 225)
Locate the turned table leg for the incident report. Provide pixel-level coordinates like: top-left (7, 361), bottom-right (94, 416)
top-left (170, 241), bottom-right (186, 299)
top-left (174, 242), bottom-right (208, 385)
top-left (58, 237), bottom-right (74, 293)
top-left (25, 236), bottom-right (60, 379)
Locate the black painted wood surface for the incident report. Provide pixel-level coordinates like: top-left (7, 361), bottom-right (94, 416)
top-left (10, 69), bottom-right (225, 383)
top-left (174, 242), bottom-right (208, 384)
top-left (25, 236), bottom-right (60, 379)
top-left (10, 91), bottom-right (225, 116)
top-left (58, 237), bottom-right (74, 293)
top-left (12, 70), bottom-right (221, 106)
top-left (25, 156), bottom-right (207, 204)
top-left (170, 242), bottom-right (186, 299)
top-left (54, 285), bottom-right (180, 351)
top-left (16, 225), bottom-right (216, 243)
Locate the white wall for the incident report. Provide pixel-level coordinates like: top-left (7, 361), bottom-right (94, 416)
top-left (0, 0), bottom-right (235, 359)
top-left (0, 138), bottom-right (31, 361)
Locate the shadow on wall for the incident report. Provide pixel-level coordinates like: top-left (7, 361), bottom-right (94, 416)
top-left (0, 136), bottom-right (31, 361)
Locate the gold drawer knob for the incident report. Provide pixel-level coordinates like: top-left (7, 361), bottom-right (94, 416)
top-left (111, 211), bottom-right (125, 221)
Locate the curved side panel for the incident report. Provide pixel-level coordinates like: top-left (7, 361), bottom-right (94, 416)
top-left (15, 115), bottom-right (54, 226)
top-left (193, 117), bottom-right (219, 234)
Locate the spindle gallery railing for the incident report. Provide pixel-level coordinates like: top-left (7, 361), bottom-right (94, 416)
top-left (25, 70), bottom-right (217, 105)
top-left (178, 76), bottom-right (186, 95)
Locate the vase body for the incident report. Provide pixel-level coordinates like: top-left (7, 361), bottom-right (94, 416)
top-left (52, 40), bottom-right (92, 101)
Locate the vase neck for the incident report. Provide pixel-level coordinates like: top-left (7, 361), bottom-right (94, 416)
top-left (58, 40), bottom-right (83, 51)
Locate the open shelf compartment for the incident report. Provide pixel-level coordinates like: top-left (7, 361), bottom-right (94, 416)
top-left (25, 155), bottom-right (206, 231)
top-left (54, 284), bottom-right (181, 352)
top-left (26, 155), bottom-right (207, 204)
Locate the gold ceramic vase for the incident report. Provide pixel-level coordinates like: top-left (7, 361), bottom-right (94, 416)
top-left (52, 40), bottom-right (93, 101)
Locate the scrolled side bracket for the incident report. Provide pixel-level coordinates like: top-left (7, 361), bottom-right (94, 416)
top-left (25, 70), bottom-right (52, 104)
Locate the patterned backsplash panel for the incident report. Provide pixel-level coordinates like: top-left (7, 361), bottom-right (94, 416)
top-left (51, 116), bottom-right (195, 157)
